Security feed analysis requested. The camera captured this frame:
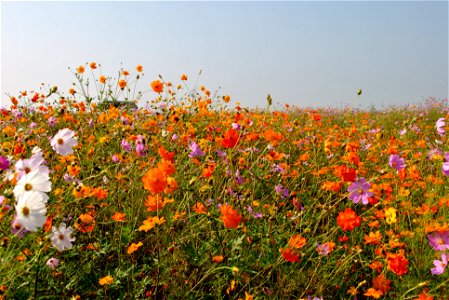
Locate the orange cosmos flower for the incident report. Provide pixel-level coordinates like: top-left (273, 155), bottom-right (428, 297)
top-left (337, 208), bottom-right (361, 231)
top-left (180, 74), bottom-right (188, 81)
top-left (363, 288), bottom-right (383, 299)
top-left (223, 95), bottom-right (231, 103)
top-left (118, 79), bottom-right (127, 89)
top-left (212, 255), bottom-right (224, 263)
top-left (75, 213), bottom-right (95, 233)
top-left (122, 70), bottom-right (129, 76)
top-left (127, 241), bottom-right (143, 254)
top-left (288, 234), bottom-right (306, 249)
top-left (138, 216), bottom-right (166, 232)
top-left (151, 80), bottom-right (164, 93)
top-left (142, 168), bottom-right (168, 194)
top-left (144, 195), bottom-right (173, 212)
top-left (372, 273), bottom-right (392, 293)
top-left (99, 275), bottom-right (113, 286)
top-left (164, 177), bottom-right (178, 194)
top-left (193, 202), bottom-right (207, 214)
top-left (99, 75), bottom-right (107, 84)
top-left (364, 231), bottom-right (383, 245)
top-left (89, 62), bottom-right (97, 69)
top-left (157, 160), bottom-right (175, 176)
top-left (136, 65), bottom-right (143, 72)
top-left (158, 147), bottom-right (175, 162)
top-left (387, 251), bottom-right (408, 276)
top-left (111, 212), bottom-right (126, 222)
top-left (220, 204), bottom-right (242, 228)
top-left (76, 65), bottom-right (85, 74)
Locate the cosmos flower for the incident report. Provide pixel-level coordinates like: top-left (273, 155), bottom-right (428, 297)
top-left (46, 258), bottom-right (59, 269)
top-left (427, 231), bottom-right (449, 251)
top-left (389, 154), bottom-right (406, 171)
top-left (51, 128), bottom-right (78, 156)
top-left (11, 216), bottom-right (29, 238)
top-left (51, 223), bottom-right (76, 251)
top-left (431, 253), bottom-right (448, 275)
top-left (188, 141), bottom-right (204, 158)
top-left (436, 117), bottom-right (445, 136)
top-left (337, 208), bottom-right (361, 231)
top-left (13, 168), bottom-right (51, 202)
top-left (347, 177), bottom-right (373, 205)
top-left (0, 155), bottom-right (10, 171)
top-left (220, 204), bottom-right (242, 228)
top-left (121, 139), bottom-right (132, 152)
top-left (14, 191), bottom-right (47, 232)
top-left (14, 151), bottom-right (49, 180)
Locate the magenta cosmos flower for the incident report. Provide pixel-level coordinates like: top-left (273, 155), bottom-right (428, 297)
top-left (51, 128), bottom-right (78, 156)
top-left (0, 155), bottom-right (10, 171)
top-left (347, 177), bottom-right (373, 205)
top-left (431, 253), bottom-right (448, 275)
top-left (428, 231), bottom-right (449, 251)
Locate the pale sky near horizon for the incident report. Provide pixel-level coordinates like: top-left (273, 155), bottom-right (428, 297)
top-left (1, 1), bottom-right (448, 109)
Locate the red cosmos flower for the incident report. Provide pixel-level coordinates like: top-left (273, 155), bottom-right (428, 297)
top-left (281, 248), bottom-right (300, 262)
top-left (337, 208), bottom-right (361, 231)
top-left (334, 165), bottom-right (356, 182)
top-left (221, 129), bottom-right (239, 148)
top-left (387, 251), bottom-right (408, 276)
top-left (220, 204), bottom-right (242, 228)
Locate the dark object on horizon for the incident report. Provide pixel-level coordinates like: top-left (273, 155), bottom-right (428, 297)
top-left (103, 100), bottom-right (138, 109)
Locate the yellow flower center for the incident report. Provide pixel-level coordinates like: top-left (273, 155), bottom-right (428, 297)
top-left (57, 138), bottom-right (64, 145)
top-left (58, 234), bottom-right (65, 240)
top-left (24, 183), bottom-right (33, 191)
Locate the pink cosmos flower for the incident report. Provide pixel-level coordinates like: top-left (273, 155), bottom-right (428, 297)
top-left (389, 154), bottom-right (406, 171)
top-left (436, 118), bottom-right (445, 136)
top-left (51, 223), bottom-right (75, 251)
top-left (14, 151), bottom-right (49, 180)
top-left (431, 253), bottom-right (448, 275)
top-left (428, 231), bottom-right (449, 251)
top-left (347, 177), bottom-right (373, 205)
top-left (51, 128), bottom-right (78, 156)
top-left (46, 257), bottom-right (59, 269)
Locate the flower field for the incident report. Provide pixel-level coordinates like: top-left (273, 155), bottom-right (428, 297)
top-left (0, 64), bottom-right (448, 299)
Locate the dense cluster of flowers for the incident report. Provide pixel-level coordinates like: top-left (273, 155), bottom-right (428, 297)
top-left (0, 63), bottom-right (448, 299)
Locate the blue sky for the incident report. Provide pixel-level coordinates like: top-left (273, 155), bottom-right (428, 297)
top-left (1, 1), bottom-right (448, 109)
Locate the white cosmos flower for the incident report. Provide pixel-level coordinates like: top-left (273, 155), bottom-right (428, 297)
top-left (51, 128), bottom-right (78, 156)
top-left (13, 168), bottom-right (51, 202)
top-left (14, 151), bottom-right (49, 180)
top-left (51, 223), bottom-right (75, 251)
top-left (15, 191), bottom-right (47, 232)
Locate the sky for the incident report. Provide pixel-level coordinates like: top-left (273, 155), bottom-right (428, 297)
top-left (1, 1), bottom-right (448, 109)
